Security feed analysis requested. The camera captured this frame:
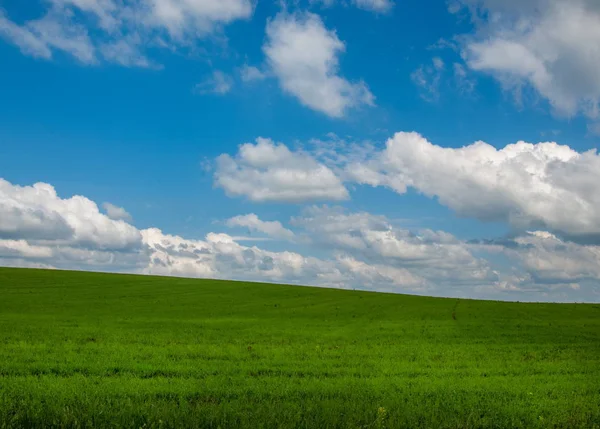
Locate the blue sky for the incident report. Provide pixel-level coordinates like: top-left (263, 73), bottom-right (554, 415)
top-left (1, 0), bottom-right (600, 302)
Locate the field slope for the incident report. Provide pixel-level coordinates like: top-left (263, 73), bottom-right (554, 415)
top-left (0, 267), bottom-right (599, 428)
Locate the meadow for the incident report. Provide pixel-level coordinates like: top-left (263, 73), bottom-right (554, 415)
top-left (0, 267), bottom-right (599, 428)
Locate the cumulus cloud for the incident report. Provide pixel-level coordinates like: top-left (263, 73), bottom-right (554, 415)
top-left (0, 179), bottom-right (141, 249)
top-left (335, 254), bottom-right (425, 291)
top-left (456, 0), bottom-right (600, 119)
top-left (511, 231), bottom-right (600, 284)
top-left (0, 0), bottom-right (253, 66)
top-left (468, 231), bottom-right (600, 299)
top-left (0, 240), bottom-right (54, 259)
top-left (146, 0), bottom-right (253, 37)
top-left (293, 206), bottom-right (496, 288)
top-left (263, 12), bottom-right (374, 118)
top-left (2, 176), bottom-right (599, 301)
top-left (0, 177), bottom-right (428, 293)
top-left (142, 228), bottom-right (427, 290)
top-left (347, 132), bottom-right (600, 241)
top-left (102, 202), bottom-right (133, 222)
top-left (214, 137), bottom-right (349, 203)
top-left (0, 179), bottom-right (146, 272)
top-left (216, 132), bottom-right (600, 244)
top-left (141, 227), bottom-right (216, 278)
top-left (144, 228), bottom-right (319, 284)
top-left (226, 214), bottom-right (295, 241)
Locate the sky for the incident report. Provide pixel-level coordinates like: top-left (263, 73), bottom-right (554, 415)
top-left (1, 0), bottom-right (600, 302)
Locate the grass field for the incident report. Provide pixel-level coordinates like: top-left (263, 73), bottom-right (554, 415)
top-left (0, 267), bottom-right (599, 428)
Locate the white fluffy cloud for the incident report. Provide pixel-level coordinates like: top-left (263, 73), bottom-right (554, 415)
top-left (215, 132), bottom-right (600, 244)
top-left (0, 0), bottom-right (253, 66)
top-left (469, 231), bottom-right (600, 298)
top-left (226, 214), bottom-right (295, 241)
top-left (2, 176), bottom-right (599, 301)
top-left (0, 179), bottom-right (146, 272)
top-left (214, 137), bottom-right (349, 203)
top-left (0, 179), bottom-right (141, 249)
top-left (347, 132), bottom-right (600, 241)
top-left (512, 231), bottom-right (600, 284)
top-left (334, 254), bottom-right (425, 291)
top-left (141, 227), bottom-right (216, 278)
top-left (292, 206), bottom-right (496, 289)
top-left (0, 177), bottom-right (427, 293)
top-left (457, 0), bottom-right (600, 119)
top-left (142, 227), bottom-right (425, 290)
top-left (0, 240), bottom-right (54, 259)
top-left (146, 0), bottom-right (253, 37)
top-left (263, 12), bottom-right (374, 118)
top-left (144, 228), bottom-right (315, 284)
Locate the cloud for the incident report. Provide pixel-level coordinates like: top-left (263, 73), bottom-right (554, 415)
top-left (142, 228), bottom-right (426, 290)
top-left (311, 0), bottom-right (394, 13)
top-left (511, 231), bottom-right (600, 284)
top-left (0, 178), bottom-right (146, 272)
top-left (239, 64), bottom-right (266, 82)
top-left (346, 132), bottom-right (600, 241)
top-left (102, 202), bottom-right (133, 222)
top-left (99, 35), bottom-right (152, 68)
top-left (216, 132), bottom-right (600, 244)
top-left (0, 9), bottom-right (96, 64)
top-left (411, 57), bottom-right (445, 102)
top-left (143, 228), bottom-right (316, 284)
top-left (453, 63), bottom-right (476, 95)
top-left (335, 254), bottom-right (425, 291)
top-left (214, 137), bottom-right (349, 203)
top-left (0, 239), bottom-right (54, 259)
top-left (146, 0), bottom-right (253, 37)
top-left (456, 0), bottom-right (600, 119)
top-left (353, 0), bottom-right (394, 13)
top-left (292, 206), bottom-right (496, 290)
top-left (0, 0), bottom-right (253, 66)
top-left (0, 12), bottom-right (53, 59)
top-left (226, 214), bottom-right (295, 241)
top-left (0, 178), bottom-right (140, 249)
top-left (195, 70), bottom-right (233, 95)
top-left (142, 228), bottom-right (427, 291)
top-left (587, 122), bottom-right (600, 137)
top-left (141, 227), bottom-right (216, 278)
top-left (411, 58), bottom-right (477, 101)
top-left (2, 176), bottom-right (600, 300)
top-left (469, 231), bottom-right (600, 297)
top-left (263, 12), bottom-right (374, 118)
top-left (0, 177), bottom-right (428, 293)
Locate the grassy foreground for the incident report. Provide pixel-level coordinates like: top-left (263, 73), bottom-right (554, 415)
top-left (0, 268), bottom-right (599, 428)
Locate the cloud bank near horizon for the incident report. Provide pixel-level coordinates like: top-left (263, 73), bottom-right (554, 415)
top-left (3, 130), bottom-right (600, 302)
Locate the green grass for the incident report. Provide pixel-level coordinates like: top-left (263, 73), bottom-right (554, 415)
top-left (0, 267), bottom-right (599, 428)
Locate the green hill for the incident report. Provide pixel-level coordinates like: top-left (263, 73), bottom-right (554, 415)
top-left (0, 267), bottom-right (599, 428)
